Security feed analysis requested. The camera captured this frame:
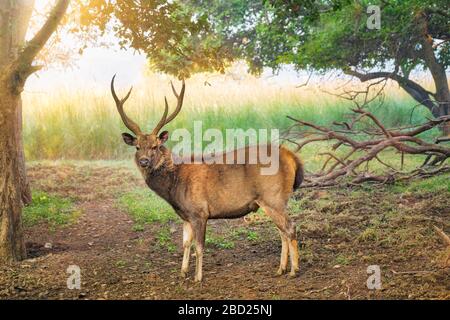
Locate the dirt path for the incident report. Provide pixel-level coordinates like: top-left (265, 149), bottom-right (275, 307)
top-left (1, 199), bottom-right (361, 300)
top-left (0, 162), bottom-right (449, 299)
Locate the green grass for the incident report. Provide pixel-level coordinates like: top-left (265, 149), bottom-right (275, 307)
top-left (156, 228), bottom-right (177, 252)
top-left (334, 254), bottom-right (352, 266)
top-left (23, 191), bottom-right (80, 230)
top-left (205, 226), bottom-right (261, 249)
top-left (117, 188), bottom-right (178, 231)
top-left (206, 234), bottom-right (235, 249)
top-left (22, 73), bottom-right (436, 161)
top-left (246, 230), bottom-right (260, 242)
top-left (390, 172), bottom-right (450, 194)
top-left (115, 260), bottom-right (127, 268)
top-left (206, 226), bottom-right (237, 249)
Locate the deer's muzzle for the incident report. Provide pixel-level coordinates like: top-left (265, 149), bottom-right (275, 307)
top-left (138, 157), bottom-right (150, 168)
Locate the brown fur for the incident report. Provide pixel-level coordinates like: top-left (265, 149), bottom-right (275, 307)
top-left (133, 142), bottom-right (303, 281)
top-left (138, 145), bottom-right (303, 221)
top-left (112, 78), bottom-right (304, 281)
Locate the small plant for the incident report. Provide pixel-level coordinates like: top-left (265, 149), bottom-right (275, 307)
top-left (206, 234), bottom-right (235, 249)
top-left (334, 254), bottom-right (351, 266)
top-left (156, 228), bottom-right (176, 253)
top-left (115, 260), bottom-right (127, 268)
top-left (246, 230), bottom-right (260, 242)
top-left (132, 224), bottom-right (145, 232)
top-left (358, 227), bottom-right (379, 242)
top-left (23, 191), bottom-right (80, 230)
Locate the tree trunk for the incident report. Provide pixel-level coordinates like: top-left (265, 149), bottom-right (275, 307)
top-left (421, 52), bottom-right (450, 135)
top-left (0, 0), bottom-right (69, 262)
top-left (0, 79), bottom-right (27, 263)
top-left (15, 0), bottom-right (34, 206)
top-left (16, 98), bottom-right (32, 205)
top-left (420, 22), bottom-right (450, 136)
top-left (0, 0), bottom-right (34, 205)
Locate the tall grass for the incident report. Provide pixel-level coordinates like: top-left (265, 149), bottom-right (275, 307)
top-left (23, 71), bottom-right (435, 160)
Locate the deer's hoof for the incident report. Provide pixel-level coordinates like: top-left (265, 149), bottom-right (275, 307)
top-left (194, 272), bottom-right (203, 282)
top-left (180, 271), bottom-right (187, 279)
top-left (276, 268), bottom-right (286, 276)
top-left (288, 270), bottom-right (298, 278)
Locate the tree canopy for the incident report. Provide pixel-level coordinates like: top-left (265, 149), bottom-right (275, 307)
top-left (76, 0), bottom-right (233, 78)
top-left (187, 0), bottom-right (449, 73)
top-left (183, 0), bottom-right (449, 131)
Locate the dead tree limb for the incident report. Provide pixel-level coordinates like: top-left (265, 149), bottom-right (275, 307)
top-left (287, 112), bottom-right (450, 187)
top-left (285, 77), bottom-right (450, 188)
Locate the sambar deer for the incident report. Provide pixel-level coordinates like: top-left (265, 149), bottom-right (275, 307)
top-left (111, 75), bottom-right (304, 281)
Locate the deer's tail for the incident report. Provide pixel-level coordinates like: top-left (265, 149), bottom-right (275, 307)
top-left (293, 154), bottom-right (304, 191)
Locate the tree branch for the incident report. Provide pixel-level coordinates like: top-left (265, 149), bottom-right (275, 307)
top-left (343, 68), bottom-right (438, 115)
top-left (16, 0), bottom-right (70, 68)
top-left (287, 110), bottom-right (450, 188)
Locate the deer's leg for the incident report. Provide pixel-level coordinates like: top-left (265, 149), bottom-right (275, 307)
top-left (258, 201), bottom-right (299, 277)
top-left (277, 231), bottom-right (289, 275)
top-left (193, 219), bottom-right (207, 282)
top-left (181, 221), bottom-right (194, 278)
top-left (287, 228), bottom-right (299, 277)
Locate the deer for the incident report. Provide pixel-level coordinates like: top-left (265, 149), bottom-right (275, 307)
top-left (111, 75), bottom-right (304, 282)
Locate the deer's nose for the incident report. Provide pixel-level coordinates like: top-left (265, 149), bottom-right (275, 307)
top-left (138, 158), bottom-right (150, 167)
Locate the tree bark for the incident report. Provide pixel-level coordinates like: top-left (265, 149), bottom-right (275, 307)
top-left (16, 98), bottom-right (32, 205)
top-left (421, 37), bottom-right (450, 135)
top-left (0, 0), bottom-right (70, 263)
top-left (0, 79), bottom-right (27, 263)
top-left (0, 0), bottom-right (34, 205)
top-left (16, 1), bottom-right (34, 206)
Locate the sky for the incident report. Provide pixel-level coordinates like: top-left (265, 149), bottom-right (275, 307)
top-left (25, 47), bottom-right (148, 92)
top-left (25, 1), bottom-right (149, 92)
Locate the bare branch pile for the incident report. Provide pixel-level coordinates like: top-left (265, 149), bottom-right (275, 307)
top-left (285, 82), bottom-right (450, 188)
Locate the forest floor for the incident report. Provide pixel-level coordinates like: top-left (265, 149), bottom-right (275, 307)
top-left (0, 160), bottom-right (449, 300)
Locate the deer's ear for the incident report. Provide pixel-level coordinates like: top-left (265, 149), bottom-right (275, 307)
top-left (122, 133), bottom-right (136, 146)
top-left (159, 131), bottom-right (169, 144)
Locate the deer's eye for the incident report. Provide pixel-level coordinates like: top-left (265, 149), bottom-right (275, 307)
top-left (152, 146), bottom-right (158, 150)
top-left (136, 146), bottom-right (141, 150)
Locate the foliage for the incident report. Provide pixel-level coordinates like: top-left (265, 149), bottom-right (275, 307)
top-left (188, 0), bottom-right (450, 123)
top-left (76, 0), bottom-right (233, 78)
top-left (190, 0), bottom-right (450, 75)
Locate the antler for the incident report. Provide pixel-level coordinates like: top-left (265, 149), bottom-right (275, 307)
top-left (111, 75), bottom-right (142, 135)
top-left (152, 80), bottom-right (186, 135)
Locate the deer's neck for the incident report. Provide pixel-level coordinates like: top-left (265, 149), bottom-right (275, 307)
top-left (142, 150), bottom-right (179, 205)
top-left (144, 167), bottom-right (177, 201)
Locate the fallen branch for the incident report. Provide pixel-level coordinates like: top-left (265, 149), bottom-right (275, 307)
top-left (285, 100), bottom-right (450, 188)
